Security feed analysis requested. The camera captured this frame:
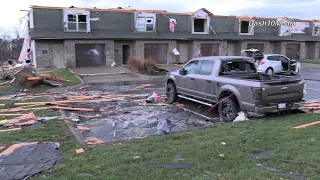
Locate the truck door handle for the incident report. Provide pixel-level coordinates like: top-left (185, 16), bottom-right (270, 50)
top-left (190, 78), bottom-right (194, 80)
top-left (206, 80), bottom-right (211, 83)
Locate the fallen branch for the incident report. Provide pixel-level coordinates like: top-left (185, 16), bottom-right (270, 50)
top-left (291, 120), bottom-right (320, 129)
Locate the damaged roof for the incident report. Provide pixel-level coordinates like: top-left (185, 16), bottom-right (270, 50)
top-left (30, 5), bottom-right (320, 22)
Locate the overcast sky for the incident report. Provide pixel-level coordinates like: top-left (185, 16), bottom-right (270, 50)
top-left (1, 0), bottom-right (319, 38)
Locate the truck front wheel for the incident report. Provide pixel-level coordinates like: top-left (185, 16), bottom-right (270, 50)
top-left (166, 83), bottom-right (178, 104)
top-left (218, 97), bottom-right (239, 122)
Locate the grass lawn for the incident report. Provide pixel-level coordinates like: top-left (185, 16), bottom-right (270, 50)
top-left (18, 112), bottom-right (319, 180)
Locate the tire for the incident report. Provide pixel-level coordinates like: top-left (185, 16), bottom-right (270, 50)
top-left (166, 83), bottom-right (178, 104)
top-left (266, 68), bottom-right (273, 75)
top-left (218, 97), bottom-right (239, 122)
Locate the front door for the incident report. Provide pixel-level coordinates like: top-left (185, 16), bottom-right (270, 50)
top-left (122, 45), bottom-right (130, 64)
top-left (195, 60), bottom-right (216, 101)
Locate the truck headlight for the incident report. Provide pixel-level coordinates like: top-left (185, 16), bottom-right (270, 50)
top-left (251, 87), bottom-right (262, 100)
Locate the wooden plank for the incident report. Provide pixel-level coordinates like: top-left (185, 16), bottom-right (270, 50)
top-left (291, 120), bottom-right (320, 129)
top-left (50, 106), bottom-right (94, 112)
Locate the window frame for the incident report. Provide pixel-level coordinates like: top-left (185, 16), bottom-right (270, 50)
top-left (267, 56), bottom-right (280, 61)
top-left (66, 14), bottom-right (88, 32)
top-left (183, 60), bottom-right (200, 75)
top-left (198, 60), bottom-right (215, 76)
top-left (134, 13), bottom-right (156, 32)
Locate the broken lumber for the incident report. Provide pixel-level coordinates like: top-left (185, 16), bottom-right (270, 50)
top-left (79, 85), bottom-right (91, 90)
top-left (291, 120), bottom-right (320, 129)
top-left (27, 77), bottom-right (42, 81)
top-left (50, 106), bottom-right (95, 112)
top-left (0, 128), bottom-right (21, 132)
top-left (77, 72), bottom-right (127, 76)
top-left (0, 81), bottom-right (10, 85)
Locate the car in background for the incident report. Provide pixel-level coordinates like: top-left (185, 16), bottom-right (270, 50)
top-left (242, 48), bottom-right (300, 75)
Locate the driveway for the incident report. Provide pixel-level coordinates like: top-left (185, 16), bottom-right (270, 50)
top-left (300, 63), bottom-right (320, 100)
top-left (71, 66), bottom-right (178, 84)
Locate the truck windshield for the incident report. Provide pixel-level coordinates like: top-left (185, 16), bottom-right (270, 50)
top-left (220, 60), bottom-right (256, 74)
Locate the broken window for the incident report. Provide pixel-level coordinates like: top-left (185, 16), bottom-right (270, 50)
top-left (313, 26), bottom-right (320, 36)
top-left (194, 19), bottom-right (206, 32)
top-left (239, 20), bottom-right (254, 35)
top-left (66, 14), bottom-right (88, 31)
top-left (135, 13), bottom-right (156, 32)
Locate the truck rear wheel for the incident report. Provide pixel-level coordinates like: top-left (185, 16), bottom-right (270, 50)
top-left (218, 97), bottom-right (239, 122)
top-left (166, 83), bottom-right (178, 104)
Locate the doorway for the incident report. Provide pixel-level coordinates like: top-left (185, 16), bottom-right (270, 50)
top-left (122, 45), bottom-right (130, 64)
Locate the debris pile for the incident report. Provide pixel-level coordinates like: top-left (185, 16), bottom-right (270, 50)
top-left (299, 100), bottom-right (320, 113)
top-left (0, 66), bottom-right (68, 88)
top-left (127, 57), bottom-right (167, 75)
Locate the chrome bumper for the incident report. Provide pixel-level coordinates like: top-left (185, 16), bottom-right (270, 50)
top-left (254, 102), bottom-right (302, 114)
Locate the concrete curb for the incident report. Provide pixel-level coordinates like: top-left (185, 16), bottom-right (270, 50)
top-left (45, 68), bottom-right (87, 93)
top-left (45, 68), bottom-right (87, 145)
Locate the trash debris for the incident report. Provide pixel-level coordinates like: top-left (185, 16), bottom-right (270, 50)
top-left (134, 156), bottom-right (140, 159)
top-left (244, 150), bottom-right (274, 159)
top-left (0, 142), bottom-right (62, 180)
top-left (298, 100), bottom-right (320, 113)
top-left (146, 92), bottom-right (160, 103)
top-left (157, 120), bottom-right (171, 135)
top-left (75, 148), bottom-right (85, 154)
top-left (0, 146), bottom-right (6, 151)
top-left (274, 136), bottom-right (283, 140)
top-left (256, 164), bottom-right (304, 180)
top-left (136, 84), bottom-right (154, 89)
top-left (77, 126), bottom-right (91, 131)
top-left (172, 155), bottom-right (184, 162)
top-left (85, 137), bottom-right (104, 145)
top-left (221, 142), bottom-right (227, 145)
top-left (233, 111), bottom-right (249, 122)
top-left (79, 85), bottom-right (91, 90)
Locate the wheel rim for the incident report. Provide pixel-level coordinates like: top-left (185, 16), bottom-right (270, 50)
top-left (267, 69), bottom-right (272, 74)
top-left (221, 102), bottom-right (235, 120)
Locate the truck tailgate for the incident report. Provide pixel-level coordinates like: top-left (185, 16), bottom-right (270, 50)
top-left (262, 79), bottom-right (304, 104)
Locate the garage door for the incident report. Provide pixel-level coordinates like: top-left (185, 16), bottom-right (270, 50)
top-left (286, 44), bottom-right (300, 60)
top-left (75, 44), bottom-right (106, 67)
top-left (200, 43), bottom-right (219, 56)
top-left (247, 44), bottom-right (264, 52)
top-left (144, 43), bottom-right (168, 64)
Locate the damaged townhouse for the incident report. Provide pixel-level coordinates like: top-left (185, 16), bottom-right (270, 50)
top-left (27, 6), bottom-right (320, 68)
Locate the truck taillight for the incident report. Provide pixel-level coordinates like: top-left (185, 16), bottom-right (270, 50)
top-left (260, 61), bottom-right (265, 65)
top-left (251, 87), bottom-right (262, 100)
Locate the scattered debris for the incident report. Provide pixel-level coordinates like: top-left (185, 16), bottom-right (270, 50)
top-left (136, 84), bottom-right (154, 89)
top-left (75, 148), bottom-right (85, 154)
top-left (0, 146), bottom-right (6, 151)
top-left (85, 137), bottom-right (104, 145)
top-left (299, 100), bottom-right (320, 113)
top-left (134, 156), bottom-right (140, 159)
top-left (244, 150), bottom-right (274, 159)
top-left (172, 155), bottom-right (184, 162)
top-left (233, 111), bottom-right (249, 122)
top-left (256, 164), bottom-right (304, 180)
top-left (0, 142), bottom-right (62, 180)
top-left (79, 85), bottom-right (91, 90)
top-left (77, 126), bottom-right (91, 131)
top-left (291, 120), bottom-right (320, 129)
top-left (274, 136), bottom-right (283, 140)
top-left (146, 92), bottom-right (160, 103)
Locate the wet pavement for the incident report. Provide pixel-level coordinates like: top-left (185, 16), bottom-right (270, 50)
top-left (61, 80), bottom-right (218, 144)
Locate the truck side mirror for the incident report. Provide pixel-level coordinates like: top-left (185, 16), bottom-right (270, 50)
top-left (179, 69), bottom-right (187, 75)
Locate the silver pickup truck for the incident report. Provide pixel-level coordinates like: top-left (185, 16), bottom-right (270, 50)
top-left (166, 56), bottom-right (306, 122)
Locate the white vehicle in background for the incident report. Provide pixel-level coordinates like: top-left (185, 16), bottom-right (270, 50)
top-left (242, 48), bottom-right (301, 75)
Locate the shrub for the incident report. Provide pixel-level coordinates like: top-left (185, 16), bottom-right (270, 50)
top-left (128, 56), bottom-right (143, 71)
